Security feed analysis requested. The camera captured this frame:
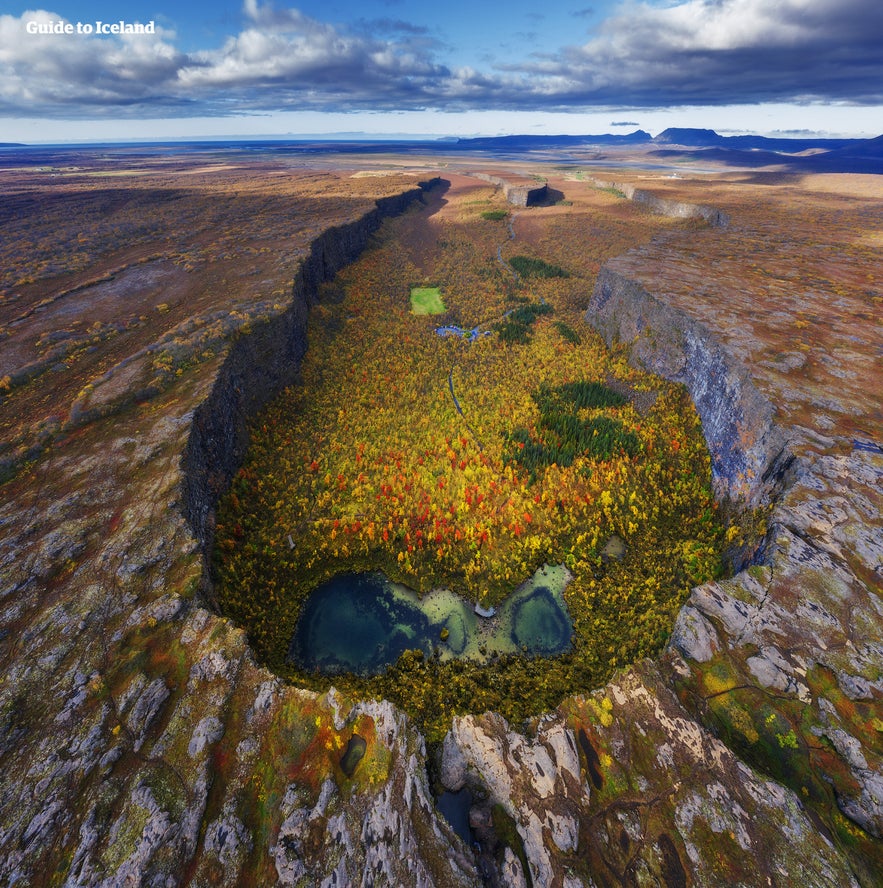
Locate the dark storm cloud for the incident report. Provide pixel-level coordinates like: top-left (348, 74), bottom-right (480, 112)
top-left (2, 0), bottom-right (882, 119)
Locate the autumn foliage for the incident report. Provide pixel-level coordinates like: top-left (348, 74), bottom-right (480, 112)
top-left (214, 183), bottom-right (730, 740)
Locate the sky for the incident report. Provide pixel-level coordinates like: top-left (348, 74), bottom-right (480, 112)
top-left (1, 0), bottom-right (882, 142)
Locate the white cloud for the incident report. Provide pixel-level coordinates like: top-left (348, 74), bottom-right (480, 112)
top-left (0, 10), bottom-right (184, 113)
top-left (547, 0), bottom-right (883, 104)
top-left (1, 0), bottom-right (882, 120)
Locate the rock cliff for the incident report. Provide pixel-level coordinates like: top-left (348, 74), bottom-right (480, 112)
top-left (470, 172), bottom-right (549, 207)
top-left (588, 177), bottom-right (730, 228)
top-left (589, 267), bottom-right (793, 508)
top-left (184, 185), bottom-right (438, 566)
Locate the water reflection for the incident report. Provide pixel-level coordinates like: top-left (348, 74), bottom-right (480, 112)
top-left (288, 565), bottom-right (573, 675)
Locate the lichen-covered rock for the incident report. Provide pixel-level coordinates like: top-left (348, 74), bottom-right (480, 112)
top-left (439, 663), bottom-right (862, 887)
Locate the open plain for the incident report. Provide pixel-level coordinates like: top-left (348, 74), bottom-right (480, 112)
top-left (0, 141), bottom-right (881, 886)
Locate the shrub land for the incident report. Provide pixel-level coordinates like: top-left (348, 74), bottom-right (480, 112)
top-left (215, 193), bottom-right (732, 741)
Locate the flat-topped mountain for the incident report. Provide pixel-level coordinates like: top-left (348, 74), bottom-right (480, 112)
top-left (652, 126), bottom-right (870, 152)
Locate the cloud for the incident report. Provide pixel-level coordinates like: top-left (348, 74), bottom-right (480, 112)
top-left (2, 0), bottom-right (882, 120)
top-left (532, 0), bottom-right (883, 107)
top-left (1, 4), bottom-right (453, 117)
top-left (357, 19), bottom-right (432, 37)
top-left (0, 10), bottom-right (185, 115)
top-left (175, 5), bottom-right (451, 110)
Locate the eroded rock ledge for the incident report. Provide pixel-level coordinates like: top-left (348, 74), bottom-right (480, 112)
top-left (0, 179), bottom-right (478, 888)
top-left (588, 176), bottom-right (730, 227)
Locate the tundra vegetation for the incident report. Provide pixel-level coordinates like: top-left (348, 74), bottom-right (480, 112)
top-left (214, 188), bottom-right (737, 741)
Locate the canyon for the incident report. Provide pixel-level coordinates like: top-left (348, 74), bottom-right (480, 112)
top-left (0, 149), bottom-right (880, 886)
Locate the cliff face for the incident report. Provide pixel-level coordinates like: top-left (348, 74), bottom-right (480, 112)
top-left (588, 176), bottom-right (730, 227)
top-left (470, 172), bottom-right (549, 207)
top-left (183, 186), bottom-right (434, 565)
top-left (589, 267), bottom-right (792, 508)
top-left (573, 240), bottom-right (883, 884)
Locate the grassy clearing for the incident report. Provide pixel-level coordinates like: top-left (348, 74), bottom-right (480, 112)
top-left (410, 286), bottom-right (447, 314)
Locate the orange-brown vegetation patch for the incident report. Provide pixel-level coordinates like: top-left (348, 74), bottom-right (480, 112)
top-left (594, 169), bottom-right (883, 452)
top-left (0, 158), bottom-right (417, 472)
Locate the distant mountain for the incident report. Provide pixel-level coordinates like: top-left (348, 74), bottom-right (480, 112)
top-left (453, 129), bottom-right (881, 165)
top-left (455, 131), bottom-right (652, 149)
top-left (653, 128), bottom-right (722, 147)
top-left (653, 127), bottom-right (859, 153)
top-left (829, 133), bottom-right (883, 159)
top-left (651, 129), bottom-right (883, 173)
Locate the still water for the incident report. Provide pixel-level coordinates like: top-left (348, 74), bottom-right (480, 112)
top-left (288, 564), bottom-right (573, 675)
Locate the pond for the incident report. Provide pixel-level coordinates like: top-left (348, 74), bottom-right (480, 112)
top-left (287, 564), bottom-right (573, 675)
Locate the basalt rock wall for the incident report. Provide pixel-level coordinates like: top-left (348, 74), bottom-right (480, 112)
top-left (183, 182), bottom-right (438, 567)
top-left (470, 172), bottom-right (548, 207)
top-left (589, 176), bottom-right (730, 227)
top-left (589, 266), bottom-right (792, 508)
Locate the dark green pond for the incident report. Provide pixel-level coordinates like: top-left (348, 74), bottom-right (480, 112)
top-left (288, 566), bottom-right (573, 676)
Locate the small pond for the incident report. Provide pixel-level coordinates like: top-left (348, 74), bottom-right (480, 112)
top-left (436, 788), bottom-right (474, 845)
top-left (288, 564), bottom-right (573, 675)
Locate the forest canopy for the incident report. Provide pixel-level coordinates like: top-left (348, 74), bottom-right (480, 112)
top-left (213, 187), bottom-right (736, 741)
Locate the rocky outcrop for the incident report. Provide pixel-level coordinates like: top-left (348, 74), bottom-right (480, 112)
top-left (470, 172), bottom-right (549, 207)
top-left (581, 240), bottom-right (883, 883)
top-left (0, 179), bottom-right (480, 888)
top-left (440, 665), bottom-right (861, 888)
top-left (589, 177), bottom-right (730, 227)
